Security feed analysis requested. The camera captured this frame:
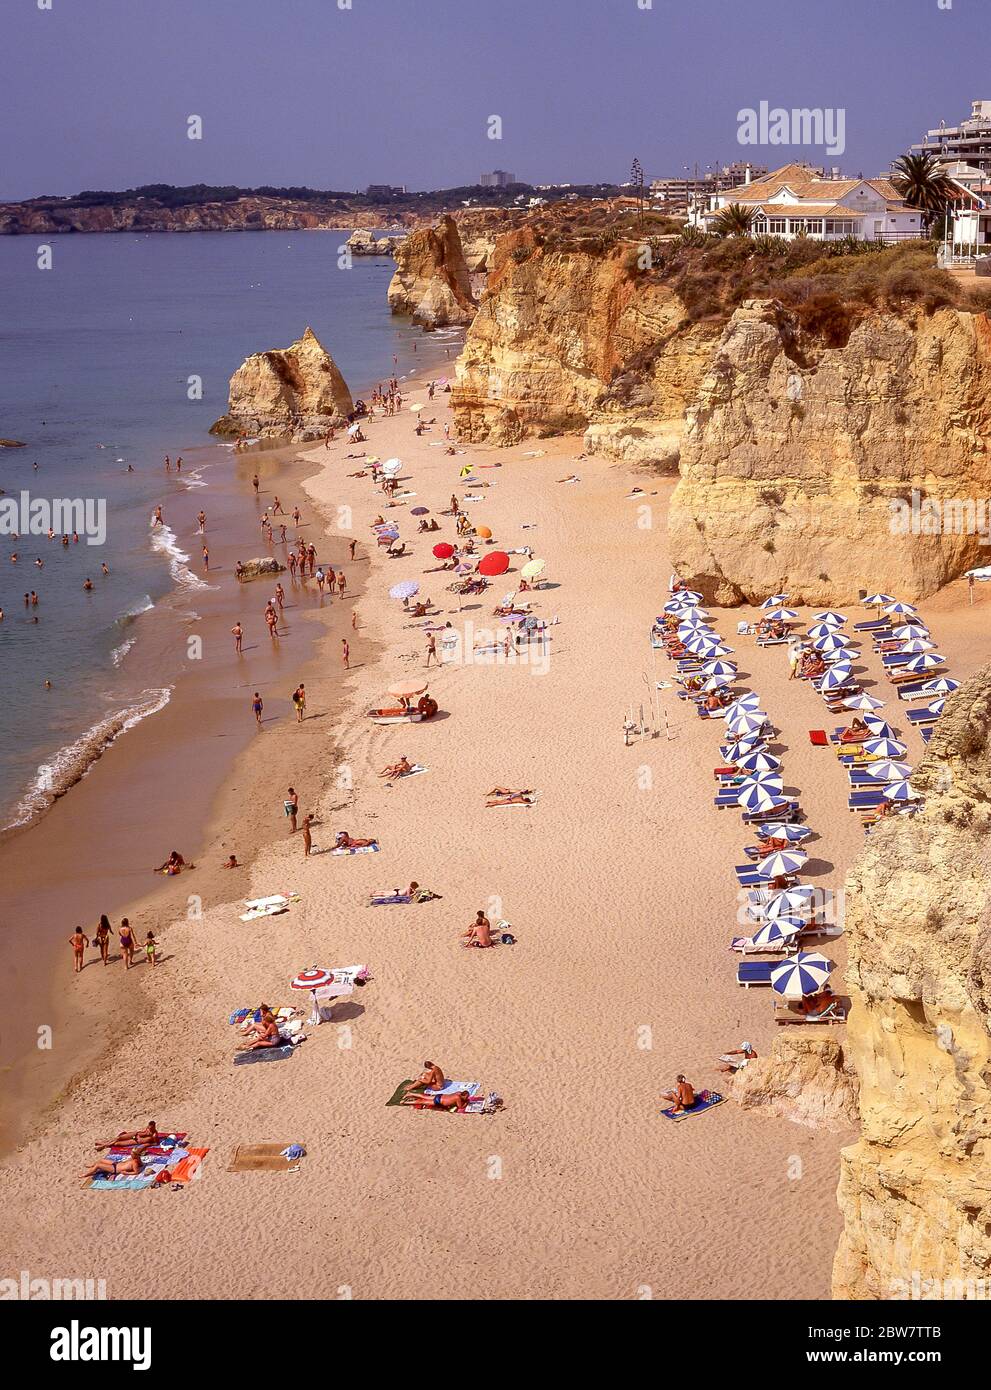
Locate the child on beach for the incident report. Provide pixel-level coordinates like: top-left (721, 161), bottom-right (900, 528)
top-left (302, 814), bottom-right (314, 856)
top-left (69, 927), bottom-right (90, 973)
top-left (144, 932), bottom-right (159, 967)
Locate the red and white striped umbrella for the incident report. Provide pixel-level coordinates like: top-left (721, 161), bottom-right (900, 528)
top-left (291, 967), bottom-right (336, 992)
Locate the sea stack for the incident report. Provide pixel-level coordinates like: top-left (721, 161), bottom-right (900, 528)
top-left (387, 214), bottom-right (475, 327)
top-left (210, 327), bottom-right (354, 441)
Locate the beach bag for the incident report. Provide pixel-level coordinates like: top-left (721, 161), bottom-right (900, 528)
top-left (500, 932), bottom-right (516, 945)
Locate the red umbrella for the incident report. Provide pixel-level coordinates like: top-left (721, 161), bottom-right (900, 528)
top-left (478, 550), bottom-right (510, 577)
top-left (291, 967), bottom-right (335, 991)
top-left (433, 542), bottom-right (455, 560)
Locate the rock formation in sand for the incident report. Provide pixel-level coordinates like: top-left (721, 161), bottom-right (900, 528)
top-left (833, 665), bottom-right (991, 1299)
top-left (730, 1033), bottom-right (859, 1130)
top-left (237, 557), bottom-right (285, 580)
top-left (669, 299), bottom-right (991, 605)
top-left (210, 327), bottom-right (353, 441)
top-left (452, 229), bottom-right (718, 457)
top-left (386, 215), bottom-right (475, 327)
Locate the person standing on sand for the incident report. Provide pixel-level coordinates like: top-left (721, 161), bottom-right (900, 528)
top-left (288, 551), bottom-right (298, 579)
top-left (119, 918), bottom-right (136, 969)
top-left (425, 633), bottom-right (437, 668)
top-left (285, 787), bottom-right (299, 833)
top-left (302, 814), bottom-right (314, 856)
top-left (337, 570), bottom-right (347, 601)
top-left (144, 931), bottom-right (159, 967)
top-left (252, 474), bottom-right (260, 495)
top-left (69, 927), bottom-right (90, 973)
top-left (197, 509), bottom-right (206, 534)
top-left (351, 608), bottom-right (358, 630)
top-left (232, 622), bottom-right (243, 653)
top-left (349, 538), bottom-right (357, 561)
top-left (94, 915), bottom-right (114, 966)
top-left (341, 638), bottom-right (350, 670)
top-left (202, 545), bottom-right (209, 571)
top-left (252, 692), bottom-right (264, 726)
top-left (275, 582), bottom-right (285, 610)
top-left (292, 506), bottom-right (301, 527)
top-left (164, 456), bottom-right (170, 472)
top-left (292, 684), bottom-right (306, 722)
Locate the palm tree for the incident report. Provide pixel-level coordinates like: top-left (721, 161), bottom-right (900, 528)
top-left (890, 152), bottom-right (954, 214)
top-left (711, 203), bottom-right (754, 238)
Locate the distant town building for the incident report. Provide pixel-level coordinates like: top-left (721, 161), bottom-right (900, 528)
top-left (365, 184), bottom-right (407, 198)
top-left (650, 162), bottom-right (768, 209)
top-left (479, 170), bottom-right (516, 188)
top-left (912, 101), bottom-right (991, 181)
top-left (698, 162), bottom-right (925, 243)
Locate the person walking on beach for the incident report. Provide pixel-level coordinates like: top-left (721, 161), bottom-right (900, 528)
top-left (275, 582), bottom-right (285, 610)
top-left (164, 455), bottom-right (170, 472)
top-left (252, 692), bottom-right (264, 726)
top-left (265, 605), bottom-right (278, 640)
top-left (349, 538), bottom-right (357, 561)
top-left (351, 608), bottom-right (358, 630)
top-left (337, 570), bottom-right (347, 601)
top-left (175, 457), bottom-right (182, 474)
top-left (153, 506), bottom-right (164, 528)
top-left (94, 915), bottom-right (114, 967)
top-left (231, 622), bottom-right (243, 654)
top-left (292, 684), bottom-right (306, 722)
top-left (69, 927), bottom-right (90, 973)
top-left (273, 495), bottom-right (284, 515)
top-left (288, 551), bottom-right (298, 579)
top-left (316, 567), bottom-right (326, 594)
top-left (144, 931), bottom-right (159, 967)
top-left (252, 474), bottom-right (260, 495)
top-left (341, 638), bottom-right (350, 670)
top-left (202, 545), bottom-right (209, 571)
top-left (118, 919), bottom-right (136, 969)
top-left (285, 787), bottom-right (299, 833)
top-left (302, 814), bottom-right (314, 856)
top-left (425, 632), bottom-right (437, 668)
top-left (197, 509), bottom-right (206, 534)
top-left (292, 506), bottom-right (301, 527)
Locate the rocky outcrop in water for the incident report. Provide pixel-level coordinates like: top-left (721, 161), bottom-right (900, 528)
top-left (668, 299), bottom-right (991, 605)
top-left (346, 228), bottom-right (404, 256)
top-left (210, 327), bottom-right (353, 441)
top-left (451, 230), bottom-right (717, 454)
top-left (833, 666), bottom-right (991, 1299)
top-left (0, 197), bottom-right (402, 236)
top-left (387, 215), bottom-right (475, 327)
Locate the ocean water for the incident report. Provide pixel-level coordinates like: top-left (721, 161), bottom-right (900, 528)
top-left (0, 230), bottom-right (460, 828)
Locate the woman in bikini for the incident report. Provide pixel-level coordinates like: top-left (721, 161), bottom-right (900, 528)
top-left (94, 914), bottom-right (114, 966)
top-left (69, 927), bottom-right (90, 973)
top-left (81, 1144), bottom-right (150, 1181)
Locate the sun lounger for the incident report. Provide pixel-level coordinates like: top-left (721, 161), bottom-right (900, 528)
top-left (905, 702), bottom-right (942, 719)
top-left (741, 801), bottom-right (800, 824)
top-left (773, 1001), bottom-right (846, 1025)
top-left (848, 790), bottom-right (889, 810)
top-left (921, 725), bottom-right (934, 743)
top-left (736, 960), bottom-right (776, 987)
top-left (854, 618), bottom-right (890, 631)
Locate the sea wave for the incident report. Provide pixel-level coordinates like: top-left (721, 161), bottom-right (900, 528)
top-left (5, 686), bottom-right (173, 830)
top-left (115, 594), bottom-right (154, 626)
top-left (149, 522), bottom-right (211, 590)
top-left (111, 638), bottom-right (136, 667)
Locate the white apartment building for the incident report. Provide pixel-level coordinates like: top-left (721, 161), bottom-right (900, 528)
top-left (912, 100), bottom-right (991, 181)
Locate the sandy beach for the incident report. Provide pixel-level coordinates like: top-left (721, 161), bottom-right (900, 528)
top-left (5, 376), bottom-right (991, 1301)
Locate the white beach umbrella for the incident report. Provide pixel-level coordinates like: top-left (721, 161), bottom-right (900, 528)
top-left (819, 665), bottom-right (853, 692)
top-left (807, 622), bottom-right (842, 640)
top-left (757, 848), bottom-right (808, 878)
top-left (764, 607), bottom-right (799, 622)
top-left (844, 693), bottom-right (885, 712)
top-left (812, 631), bottom-right (851, 654)
top-left (381, 457), bottom-right (402, 475)
top-left (883, 601), bottom-right (918, 617)
top-left (760, 594), bottom-right (790, 608)
top-left (748, 917), bottom-right (805, 949)
top-left (882, 779), bottom-right (920, 802)
top-left (770, 952), bottom-right (834, 999)
top-left (865, 760), bottom-right (913, 782)
top-left (862, 737), bottom-right (906, 759)
top-left (863, 593), bottom-right (895, 607)
top-left (902, 653), bottom-right (946, 673)
top-left (701, 675), bottom-right (731, 692)
top-left (895, 639), bottom-right (936, 655)
top-left (700, 659), bottom-right (737, 677)
top-left (726, 691), bottom-right (762, 714)
top-left (863, 718), bottom-right (895, 740)
top-left (918, 677), bottom-right (958, 696)
top-left (736, 782), bottom-right (781, 813)
top-left (755, 822), bottom-right (812, 844)
top-left (726, 712), bottom-right (767, 737)
top-left (892, 624), bottom-right (930, 640)
top-left (811, 611), bottom-right (847, 627)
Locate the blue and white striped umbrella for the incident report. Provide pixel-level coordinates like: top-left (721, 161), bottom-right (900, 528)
top-left (844, 692), bottom-right (885, 711)
top-left (862, 737), bottom-right (906, 759)
top-left (811, 611), bottom-right (847, 627)
top-left (764, 607), bottom-right (799, 622)
top-left (884, 601), bottom-right (918, 617)
top-left (755, 822), bottom-right (812, 843)
top-left (764, 886), bottom-right (816, 918)
top-left (677, 611), bottom-right (712, 630)
top-left (739, 769), bottom-right (783, 790)
top-left (892, 624), bottom-right (930, 640)
top-left (819, 665), bottom-right (853, 691)
top-left (757, 848), bottom-right (808, 877)
top-left (736, 749), bottom-right (781, 773)
top-left (702, 675), bottom-right (731, 692)
top-left (925, 698), bottom-right (946, 716)
top-left (863, 593), bottom-right (895, 607)
top-left (882, 779), bottom-right (919, 802)
top-left (727, 691), bottom-right (762, 715)
top-left (760, 594), bottom-right (790, 608)
top-left (865, 760), bottom-right (912, 782)
top-left (902, 652), bottom-right (945, 672)
top-left (919, 677), bottom-right (958, 696)
top-left (700, 659), bottom-right (737, 677)
top-left (726, 712), bottom-right (767, 737)
top-left (807, 622), bottom-right (841, 640)
top-left (748, 916), bottom-right (805, 949)
top-left (736, 782), bottom-right (781, 813)
top-left (824, 647), bottom-right (858, 666)
top-left (682, 634), bottom-right (719, 653)
top-left (895, 639), bottom-right (936, 655)
top-left (770, 952), bottom-right (834, 999)
top-left (812, 631), bottom-right (850, 653)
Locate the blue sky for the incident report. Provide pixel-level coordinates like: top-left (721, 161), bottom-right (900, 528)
top-left (2, 0), bottom-right (988, 198)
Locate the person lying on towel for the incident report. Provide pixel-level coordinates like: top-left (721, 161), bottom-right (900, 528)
top-left (486, 787), bottom-right (535, 805)
top-left (660, 1075), bottom-right (696, 1114)
top-left (401, 1089), bottom-right (472, 1112)
top-left (380, 756), bottom-right (413, 780)
top-left (94, 1121), bottom-right (160, 1151)
top-left (839, 718), bottom-right (869, 743)
top-left (81, 1144), bottom-right (150, 1181)
top-left (335, 831), bottom-right (378, 849)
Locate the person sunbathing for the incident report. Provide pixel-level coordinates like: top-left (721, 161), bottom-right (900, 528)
top-left (380, 756), bottom-right (413, 780)
top-left (81, 1145), bottom-right (150, 1180)
top-left (403, 1062), bottom-right (446, 1097)
top-left (661, 1075), bottom-right (696, 1113)
top-left (156, 850), bottom-right (192, 875)
top-left (486, 788), bottom-right (535, 805)
top-left (839, 717), bottom-right (869, 743)
top-left (335, 830), bottom-right (378, 849)
top-left (410, 600), bottom-right (432, 617)
top-left (798, 986), bottom-right (837, 1017)
top-left (242, 1005), bottom-right (278, 1042)
top-left (238, 1014), bottom-right (281, 1051)
top-left (803, 656), bottom-right (827, 679)
top-left (462, 911), bottom-right (494, 948)
top-left (223, 854), bottom-right (239, 869)
top-left (717, 1043), bottom-right (757, 1074)
top-left (755, 836), bottom-right (789, 855)
top-left (95, 1121), bottom-right (160, 1151)
top-left (401, 1089), bottom-right (472, 1111)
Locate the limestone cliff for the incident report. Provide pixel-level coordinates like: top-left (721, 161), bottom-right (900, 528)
top-left (210, 327), bottom-right (353, 441)
top-left (669, 299), bottom-right (991, 605)
top-left (387, 215), bottom-right (475, 327)
top-left (452, 229), bottom-right (717, 457)
top-left (730, 1033), bottom-right (859, 1130)
top-left (833, 666), bottom-right (991, 1299)
top-left (0, 196), bottom-right (399, 236)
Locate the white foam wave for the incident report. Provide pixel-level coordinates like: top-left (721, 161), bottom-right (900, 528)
top-left (149, 522), bottom-right (211, 591)
top-left (111, 638), bottom-right (135, 666)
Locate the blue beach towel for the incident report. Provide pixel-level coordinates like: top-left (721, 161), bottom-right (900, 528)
top-left (660, 1091), bottom-right (725, 1122)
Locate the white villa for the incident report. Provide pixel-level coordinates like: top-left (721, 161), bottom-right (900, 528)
top-left (695, 162), bottom-right (925, 243)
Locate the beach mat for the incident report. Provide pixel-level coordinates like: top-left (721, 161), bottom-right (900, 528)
top-left (234, 1043), bottom-right (295, 1065)
top-left (808, 729), bottom-right (828, 746)
top-left (330, 844), bottom-right (379, 856)
top-left (386, 1079), bottom-right (416, 1106)
top-left (660, 1092), bottom-right (726, 1122)
top-left (228, 1143), bottom-right (296, 1173)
